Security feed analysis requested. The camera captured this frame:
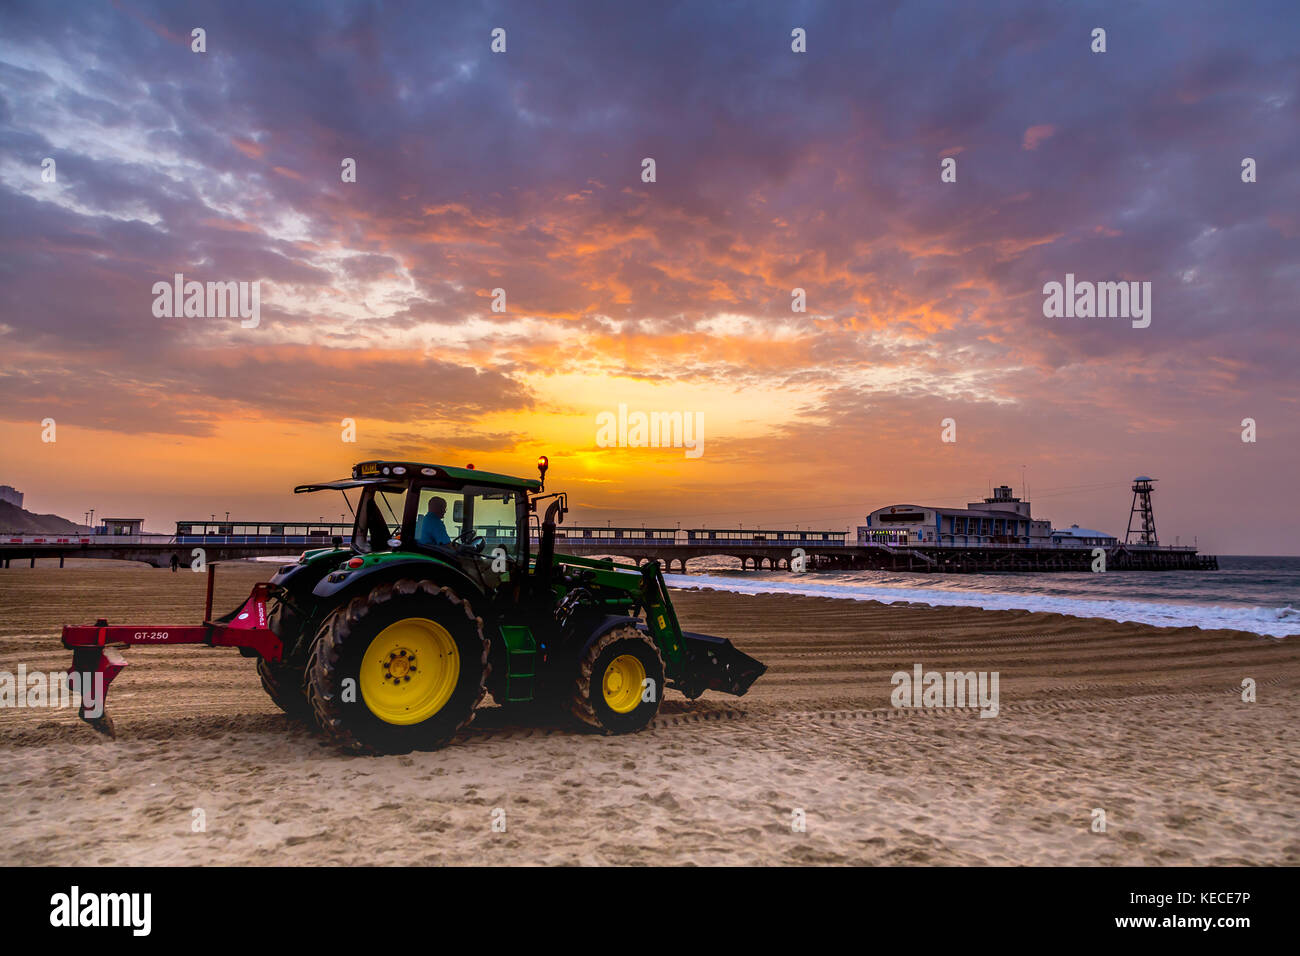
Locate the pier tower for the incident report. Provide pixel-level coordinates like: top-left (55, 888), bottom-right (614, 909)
top-left (1126, 476), bottom-right (1159, 546)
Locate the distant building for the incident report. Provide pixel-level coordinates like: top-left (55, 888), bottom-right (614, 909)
top-left (859, 485), bottom-right (1038, 547)
top-left (858, 486), bottom-right (1116, 550)
top-left (98, 517), bottom-right (145, 535)
top-left (1050, 524), bottom-right (1117, 548)
top-left (0, 485), bottom-right (23, 509)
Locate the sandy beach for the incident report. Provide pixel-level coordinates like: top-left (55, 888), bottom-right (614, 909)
top-left (1, 560), bottom-right (1296, 866)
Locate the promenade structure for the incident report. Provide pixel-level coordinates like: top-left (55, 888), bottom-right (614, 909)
top-left (0, 477), bottom-right (1214, 572)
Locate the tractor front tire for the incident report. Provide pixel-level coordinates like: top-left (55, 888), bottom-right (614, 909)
top-left (256, 596), bottom-right (313, 721)
top-left (306, 579), bottom-right (489, 754)
top-left (569, 625), bottom-right (665, 734)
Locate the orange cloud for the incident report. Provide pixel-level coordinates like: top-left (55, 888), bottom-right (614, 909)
top-left (232, 138), bottom-right (264, 159)
top-left (1021, 125), bottom-right (1056, 150)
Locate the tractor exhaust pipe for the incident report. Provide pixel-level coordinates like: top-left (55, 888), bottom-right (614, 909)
top-left (537, 499), bottom-right (561, 569)
top-left (531, 492), bottom-right (567, 597)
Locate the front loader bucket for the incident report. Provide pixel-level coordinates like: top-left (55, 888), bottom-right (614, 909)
top-left (678, 630), bottom-right (767, 698)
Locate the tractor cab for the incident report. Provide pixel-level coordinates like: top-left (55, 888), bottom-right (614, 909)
top-left (294, 460), bottom-right (542, 579)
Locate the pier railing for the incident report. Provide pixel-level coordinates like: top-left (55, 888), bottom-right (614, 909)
top-left (4, 530), bottom-right (1203, 553)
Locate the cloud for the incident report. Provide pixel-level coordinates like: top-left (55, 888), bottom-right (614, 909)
top-left (0, 0), bottom-right (1297, 551)
top-left (1021, 124), bottom-right (1056, 150)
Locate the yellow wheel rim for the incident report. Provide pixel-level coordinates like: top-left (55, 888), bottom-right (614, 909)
top-left (360, 618), bottom-right (460, 725)
top-left (602, 653), bottom-right (646, 714)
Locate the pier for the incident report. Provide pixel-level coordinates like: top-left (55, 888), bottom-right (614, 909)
top-left (0, 525), bottom-right (1217, 572)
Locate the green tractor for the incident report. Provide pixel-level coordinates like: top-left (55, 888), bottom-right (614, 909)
top-left (250, 458), bottom-right (765, 753)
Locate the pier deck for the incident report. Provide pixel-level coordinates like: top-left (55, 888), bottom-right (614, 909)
top-left (0, 531), bottom-right (1217, 572)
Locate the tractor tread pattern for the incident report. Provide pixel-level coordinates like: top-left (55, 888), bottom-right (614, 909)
top-left (306, 578), bottom-right (489, 754)
top-left (568, 624), bottom-right (665, 732)
top-left (256, 597), bottom-right (313, 720)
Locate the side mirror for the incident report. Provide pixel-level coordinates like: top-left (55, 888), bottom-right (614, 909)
top-left (537, 455), bottom-right (549, 489)
top-left (453, 500), bottom-right (464, 523)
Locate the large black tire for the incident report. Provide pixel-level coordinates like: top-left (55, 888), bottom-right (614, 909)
top-left (256, 596), bottom-right (312, 721)
top-left (569, 625), bottom-right (665, 734)
top-left (306, 579), bottom-right (489, 754)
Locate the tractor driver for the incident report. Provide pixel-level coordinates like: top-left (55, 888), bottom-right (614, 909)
top-left (417, 496), bottom-right (452, 547)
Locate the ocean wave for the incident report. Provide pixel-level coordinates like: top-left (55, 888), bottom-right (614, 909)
top-left (664, 573), bottom-right (1300, 638)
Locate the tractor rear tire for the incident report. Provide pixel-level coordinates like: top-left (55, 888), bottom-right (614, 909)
top-left (568, 625), bottom-right (665, 734)
top-left (306, 579), bottom-right (489, 754)
top-left (256, 596), bottom-right (313, 721)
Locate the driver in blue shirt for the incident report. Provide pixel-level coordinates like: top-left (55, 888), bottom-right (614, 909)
top-left (417, 496), bottom-right (452, 546)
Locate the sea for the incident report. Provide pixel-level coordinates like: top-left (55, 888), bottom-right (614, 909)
top-left (662, 555), bottom-right (1300, 638)
top-left (253, 553), bottom-right (1300, 638)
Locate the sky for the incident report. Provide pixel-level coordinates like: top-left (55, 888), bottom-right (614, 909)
top-left (0, 0), bottom-right (1297, 554)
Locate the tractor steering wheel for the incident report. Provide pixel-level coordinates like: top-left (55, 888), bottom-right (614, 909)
top-left (457, 532), bottom-right (486, 553)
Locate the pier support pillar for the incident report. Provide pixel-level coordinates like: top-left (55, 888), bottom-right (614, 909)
top-left (59, 555), bottom-right (65, 568)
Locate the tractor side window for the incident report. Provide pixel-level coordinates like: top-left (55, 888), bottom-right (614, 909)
top-left (354, 484), bottom-right (408, 553)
